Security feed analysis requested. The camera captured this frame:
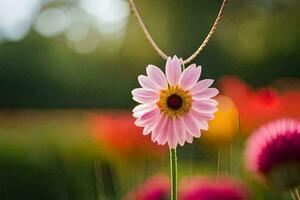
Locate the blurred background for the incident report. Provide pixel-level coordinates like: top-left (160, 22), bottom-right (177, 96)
top-left (0, 0), bottom-right (299, 199)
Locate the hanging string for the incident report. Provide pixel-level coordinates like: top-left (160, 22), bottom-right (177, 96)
top-left (128, 0), bottom-right (229, 65)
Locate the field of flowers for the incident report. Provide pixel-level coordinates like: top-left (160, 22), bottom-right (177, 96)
top-left (1, 76), bottom-right (299, 199)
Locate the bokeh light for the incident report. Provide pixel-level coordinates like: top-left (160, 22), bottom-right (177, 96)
top-left (79, 0), bottom-right (129, 35)
top-left (0, 0), bottom-right (41, 41)
top-left (34, 8), bottom-right (68, 37)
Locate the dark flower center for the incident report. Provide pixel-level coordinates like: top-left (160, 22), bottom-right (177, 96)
top-left (167, 94), bottom-right (183, 110)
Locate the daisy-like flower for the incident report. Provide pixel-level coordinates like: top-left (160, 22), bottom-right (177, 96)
top-left (245, 118), bottom-right (300, 190)
top-left (132, 56), bottom-right (219, 148)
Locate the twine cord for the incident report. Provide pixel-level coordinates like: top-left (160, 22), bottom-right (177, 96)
top-left (128, 0), bottom-right (229, 64)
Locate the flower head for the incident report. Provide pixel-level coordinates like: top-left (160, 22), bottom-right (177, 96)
top-left (89, 111), bottom-right (166, 160)
top-left (245, 119), bottom-right (300, 190)
top-left (123, 175), bottom-right (170, 200)
top-left (132, 56), bottom-right (218, 148)
top-left (180, 176), bottom-right (250, 200)
top-left (220, 76), bottom-right (300, 136)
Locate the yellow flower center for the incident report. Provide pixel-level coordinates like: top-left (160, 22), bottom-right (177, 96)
top-left (157, 85), bottom-right (192, 117)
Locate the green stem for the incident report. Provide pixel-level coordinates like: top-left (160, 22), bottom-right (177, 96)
top-left (170, 148), bottom-right (177, 200)
top-left (217, 148), bottom-right (221, 177)
top-left (217, 144), bottom-right (231, 177)
top-left (228, 144), bottom-right (231, 176)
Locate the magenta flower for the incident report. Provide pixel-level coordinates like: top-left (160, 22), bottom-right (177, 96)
top-left (180, 177), bottom-right (250, 200)
top-left (123, 175), bottom-right (170, 200)
top-left (132, 56), bottom-right (219, 148)
top-left (245, 118), bottom-right (300, 190)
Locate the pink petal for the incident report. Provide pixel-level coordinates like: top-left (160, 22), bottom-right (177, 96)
top-left (157, 131), bottom-right (168, 145)
top-left (200, 99), bottom-right (219, 106)
top-left (174, 117), bottom-right (186, 146)
top-left (138, 75), bottom-right (160, 91)
top-left (179, 65), bottom-right (201, 90)
top-left (193, 88), bottom-right (219, 100)
top-left (185, 133), bottom-right (193, 143)
top-left (143, 125), bottom-right (152, 135)
top-left (166, 56), bottom-right (181, 86)
top-left (182, 113), bottom-right (201, 138)
top-left (132, 88), bottom-right (159, 104)
top-left (132, 104), bottom-right (156, 118)
top-left (156, 117), bottom-right (172, 145)
top-left (133, 103), bottom-right (151, 112)
top-left (143, 113), bottom-right (163, 135)
top-left (199, 121), bottom-right (208, 131)
top-left (190, 79), bottom-right (214, 95)
top-left (190, 109), bottom-right (214, 121)
top-left (135, 108), bottom-right (160, 127)
top-left (152, 115), bottom-right (168, 142)
top-left (189, 109), bottom-right (210, 130)
top-left (192, 101), bottom-right (218, 113)
top-left (167, 118), bottom-right (179, 149)
top-left (146, 65), bottom-right (167, 89)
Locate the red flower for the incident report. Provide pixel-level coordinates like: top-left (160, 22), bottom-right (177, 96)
top-left (219, 76), bottom-right (300, 135)
top-left (89, 110), bottom-right (166, 160)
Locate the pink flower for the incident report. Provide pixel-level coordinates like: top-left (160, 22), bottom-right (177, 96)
top-left (132, 56), bottom-right (219, 148)
top-left (245, 119), bottom-right (300, 190)
top-left (180, 176), bottom-right (250, 200)
top-left (123, 175), bottom-right (170, 200)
